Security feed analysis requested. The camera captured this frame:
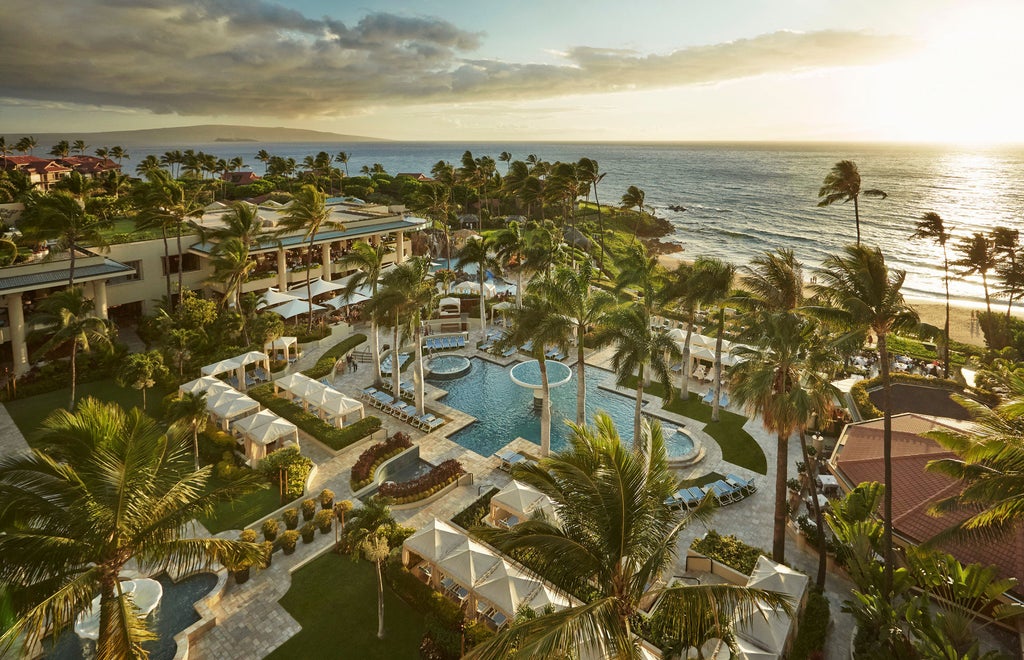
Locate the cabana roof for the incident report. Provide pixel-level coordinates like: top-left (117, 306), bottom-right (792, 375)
top-left (492, 480), bottom-right (551, 518)
top-left (404, 518), bottom-right (464, 562)
top-left (236, 351), bottom-right (270, 366)
top-left (265, 336), bottom-right (297, 351)
top-left (266, 298), bottom-right (327, 319)
top-left (257, 288), bottom-right (301, 310)
top-left (289, 277), bottom-right (346, 299)
top-left (179, 376), bottom-right (233, 396)
top-left (201, 357), bottom-right (243, 377)
top-left (438, 539), bottom-right (501, 587)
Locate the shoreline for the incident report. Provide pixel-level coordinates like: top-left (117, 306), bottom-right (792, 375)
top-left (656, 253), bottom-right (1016, 347)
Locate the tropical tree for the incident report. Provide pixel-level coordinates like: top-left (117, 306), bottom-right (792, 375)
top-left (166, 390), bottom-right (208, 470)
top-left (692, 258), bottom-right (736, 422)
top-left (207, 237), bottom-right (256, 324)
top-left (954, 232), bottom-right (997, 317)
top-left (109, 146), bottom-right (128, 165)
top-left (662, 262), bottom-right (702, 400)
top-left (29, 289), bottom-right (112, 410)
top-left (531, 261), bottom-right (615, 425)
top-left (337, 241), bottom-right (389, 383)
top-left (621, 185), bottom-right (647, 244)
top-left (990, 226), bottom-right (1021, 322)
top-left (346, 497), bottom-right (399, 640)
top-left (493, 219), bottom-right (529, 309)
top-left (816, 160), bottom-right (888, 245)
top-left (729, 313), bottom-right (835, 566)
top-left (115, 350), bottom-right (168, 410)
top-left (469, 414), bottom-right (788, 659)
top-left (456, 235), bottom-right (499, 341)
top-left (596, 305), bottom-right (680, 451)
top-left (0, 399), bottom-right (265, 657)
top-left (276, 184), bottom-right (343, 332)
top-left (48, 140), bottom-right (70, 158)
top-left (134, 170), bottom-right (204, 307)
top-left (15, 136), bottom-right (37, 156)
top-left (20, 191), bottom-right (110, 288)
top-left (911, 212), bottom-right (953, 377)
top-left (811, 244), bottom-right (918, 593)
top-left (72, 139), bottom-right (88, 156)
top-left (577, 157), bottom-right (608, 269)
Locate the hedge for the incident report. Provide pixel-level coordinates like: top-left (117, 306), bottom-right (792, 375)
top-left (256, 446), bottom-right (313, 500)
top-left (690, 530), bottom-right (768, 575)
top-left (849, 372), bottom-right (964, 420)
top-left (304, 333), bottom-right (367, 379)
top-left (248, 383), bottom-right (381, 451)
top-left (350, 432), bottom-right (413, 490)
top-left (452, 487), bottom-right (499, 529)
top-left (789, 589), bottom-right (830, 660)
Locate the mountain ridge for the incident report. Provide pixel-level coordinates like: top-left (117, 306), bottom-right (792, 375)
top-left (1, 124), bottom-right (388, 147)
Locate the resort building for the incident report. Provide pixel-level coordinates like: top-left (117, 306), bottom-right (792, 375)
top-left (0, 197), bottom-right (428, 376)
top-left (0, 155), bottom-right (121, 190)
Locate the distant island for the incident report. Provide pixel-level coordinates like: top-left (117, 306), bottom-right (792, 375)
top-left (1, 124), bottom-right (388, 147)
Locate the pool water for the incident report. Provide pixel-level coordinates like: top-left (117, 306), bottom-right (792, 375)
top-left (436, 359), bottom-right (693, 458)
top-left (46, 572), bottom-right (218, 660)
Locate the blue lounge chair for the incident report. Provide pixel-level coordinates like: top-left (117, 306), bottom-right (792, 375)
top-left (424, 417), bottom-right (444, 431)
top-left (521, 340), bottom-right (533, 352)
top-left (687, 487), bottom-right (707, 504)
top-left (726, 473), bottom-right (756, 494)
top-left (501, 347), bottom-right (516, 357)
top-left (457, 336), bottom-right (466, 347)
top-left (707, 480), bottom-right (742, 504)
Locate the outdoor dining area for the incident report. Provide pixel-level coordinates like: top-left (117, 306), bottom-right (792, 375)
top-left (402, 518), bottom-right (573, 630)
top-left (487, 479), bottom-right (556, 529)
top-left (272, 372), bottom-right (365, 427)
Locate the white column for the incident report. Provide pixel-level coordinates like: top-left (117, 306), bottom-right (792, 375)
top-left (396, 231), bottom-right (405, 264)
top-left (7, 293), bottom-right (28, 376)
top-left (277, 248), bottom-right (288, 290)
top-left (321, 243), bottom-right (332, 281)
top-left (91, 280), bottom-right (108, 319)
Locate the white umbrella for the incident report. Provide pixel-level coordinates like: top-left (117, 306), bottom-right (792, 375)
top-left (453, 281), bottom-right (480, 295)
top-left (257, 288), bottom-right (301, 310)
top-left (474, 562), bottom-right (541, 617)
top-left (247, 417), bottom-right (299, 446)
top-left (491, 480), bottom-right (549, 519)
top-left (179, 376), bottom-right (233, 396)
top-left (236, 350), bottom-right (270, 366)
top-left (289, 277), bottom-right (346, 299)
top-left (438, 539), bottom-right (500, 587)
top-left (266, 298), bottom-right (327, 319)
top-left (201, 357), bottom-right (243, 377)
top-left (323, 290), bottom-right (370, 309)
top-left (667, 327), bottom-right (686, 340)
top-left (232, 409), bottom-right (279, 435)
top-left (404, 518), bottom-right (465, 563)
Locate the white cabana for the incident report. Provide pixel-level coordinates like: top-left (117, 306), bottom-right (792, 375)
top-left (207, 391), bottom-right (260, 430)
top-left (438, 297), bottom-right (461, 316)
top-left (201, 357), bottom-right (243, 377)
top-left (231, 409), bottom-right (280, 436)
top-left (266, 298), bottom-right (327, 319)
top-left (290, 277), bottom-right (346, 299)
top-left (273, 372), bottom-right (321, 403)
top-left (265, 336), bottom-right (299, 363)
top-left (314, 390), bottom-right (365, 426)
top-left (438, 539), bottom-right (501, 588)
top-left (490, 480), bottom-right (553, 527)
top-left (525, 583), bottom-right (571, 613)
top-left (734, 556), bottom-right (808, 659)
top-left (244, 417), bottom-right (299, 464)
top-left (323, 289), bottom-right (371, 309)
top-left (179, 376), bottom-right (233, 397)
top-left (474, 562), bottom-right (542, 617)
top-left (257, 288), bottom-right (301, 310)
top-left (667, 327), bottom-right (687, 341)
top-left (403, 518), bottom-right (465, 565)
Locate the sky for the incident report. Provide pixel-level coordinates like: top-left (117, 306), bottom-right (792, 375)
top-left (2, 0), bottom-right (1022, 143)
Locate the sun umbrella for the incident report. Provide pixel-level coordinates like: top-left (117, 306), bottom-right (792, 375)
top-left (265, 298), bottom-right (327, 319)
top-left (257, 288), bottom-right (301, 310)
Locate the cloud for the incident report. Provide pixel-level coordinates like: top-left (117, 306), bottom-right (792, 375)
top-left (0, 0), bottom-right (913, 118)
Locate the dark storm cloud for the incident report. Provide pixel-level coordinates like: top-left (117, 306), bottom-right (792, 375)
top-left (0, 0), bottom-right (912, 117)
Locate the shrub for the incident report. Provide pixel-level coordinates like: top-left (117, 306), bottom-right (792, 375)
top-left (314, 509), bottom-right (334, 534)
top-left (239, 529), bottom-right (258, 543)
top-left (301, 498), bottom-right (317, 521)
top-left (282, 508), bottom-right (299, 530)
top-left (319, 488), bottom-right (334, 510)
top-left (261, 519), bottom-right (279, 542)
top-left (301, 522), bottom-right (316, 543)
top-left (303, 333), bottom-right (367, 379)
top-left (690, 530), bottom-right (768, 575)
top-left (452, 487), bottom-right (499, 529)
top-left (334, 500), bottom-right (354, 525)
top-left (386, 562), bottom-right (463, 629)
top-left (215, 451), bottom-right (247, 482)
top-left (280, 530), bottom-right (299, 554)
top-left (789, 589), bottom-right (831, 660)
top-left (260, 541), bottom-right (273, 568)
top-left (256, 446), bottom-right (312, 500)
top-left (378, 459), bottom-right (463, 502)
top-left (350, 432), bottom-right (414, 490)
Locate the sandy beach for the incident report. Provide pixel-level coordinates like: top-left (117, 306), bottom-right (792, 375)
top-left (656, 252), bottom-right (1017, 347)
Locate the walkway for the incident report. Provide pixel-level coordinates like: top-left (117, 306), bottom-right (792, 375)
top-left (0, 401), bottom-right (30, 457)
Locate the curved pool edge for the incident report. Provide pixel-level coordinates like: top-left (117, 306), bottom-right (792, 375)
top-left (171, 569), bottom-right (228, 660)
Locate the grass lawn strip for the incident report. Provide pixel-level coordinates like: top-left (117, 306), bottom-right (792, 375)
top-left (197, 475), bottom-right (289, 534)
top-left (268, 553), bottom-right (425, 659)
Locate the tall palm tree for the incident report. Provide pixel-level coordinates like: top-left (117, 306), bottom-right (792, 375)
top-left (29, 289), bottom-right (112, 410)
top-left (530, 261), bottom-right (616, 425)
top-left (207, 237), bottom-right (256, 313)
top-left (72, 139), bottom-right (88, 156)
top-left (166, 390), bottom-right (208, 469)
top-left (456, 235), bottom-right (499, 341)
top-left (577, 158), bottom-right (607, 269)
top-left (135, 154), bottom-right (162, 177)
top-left (0, 399), bottom-right (265, 657)
top-left (596, 305), bottom-right (680, 451)
top-left (202, 200), bottom-right (264, 247)
top-left (692, 258), bottom-right (736, 422)
top-left (662, 262), bottom-right (701, 400)
top-left (15, 136), bottom-right (37, 156)
top-left (990, 226), bottom-right (1020, 321)
top-left (911, 213), bottom-right (953, 377)
top-left (346, 497), bottom-right (398, 640)
top-left (817, 160), bottom-right (888, 245)
top-left (135, 170), bottom-right (204, 307)
top-left (621, 185), bottom-right (646, 244)
top-left (470, 414), bottom-right (788, 659)
top-left (729, 313), bottom-right (835, 566)
top-left (337, 241), bottom-right (389, 383)
top-left (109, 146), bottom-right (128, 165)
top-left (811, 244), bottom-right (918, 594)
top-left (493, 220), bottom-right (529, 309)
top-left (277, 185), bottom-right (343, 332)
top-left (953, 232), bottom-right (997, 318)
top-left (20, 191), bottom-right (110, 288)
top-left (498, 150), bottom-right (512, 173)
top-left (48, 140), bottom-right (70, 158)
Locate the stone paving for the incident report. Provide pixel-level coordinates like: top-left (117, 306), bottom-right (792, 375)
top-left (0, 401), bottom-right (30, 457)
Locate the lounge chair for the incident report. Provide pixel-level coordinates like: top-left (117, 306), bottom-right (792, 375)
top-left (424, 417), bottom-right (444, 431)
top-left (490, 611), bottom-right (508, 629)
top-left (521, 340), bottom-right (533, 352)
top-left (458, 336), bottom-right (466, 347)
top-left (501, 347), bottom-right (516, 357)
top-left (707, 480), bottom-right (742, 504)
top-left (687, 487), bottom-right (707, 505)
top-left (496, 449), bottom-right (526, 471)
top-left (479, 341), bottom-right (494, 351)
top-left (664, 489), bottom-right (687, 510)
top-left (726, 473), bottom-right (756, 495)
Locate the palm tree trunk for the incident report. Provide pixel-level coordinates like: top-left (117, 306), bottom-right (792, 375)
top-left (414, 315), bottom-right (425, 416)
top-left (176, 223), bottom-right (184, 303)
top-left (370, 320), bottom-right (382, 384)
top-left (193, 428), bottom-right (200, 470)
top-left (773, 431), bottom-right (788, 563)
top-left (878, 331), bottom-right (894, 594)
top-left (594, 184), bottom-right (605, 271)
top-left (539, 357), bottom-right (551, 456)
top-left (69, 341), bottom-right (78, 410)
top-left (478, 267), bottom-right (487, 341)
top-left (68, 241), bottom-right (76, 289)
top-left (634, 364), bottom-right (645, 453)
top-left (306, 239), bottom-right (315, 334)
top-left (982, 272), bottom-right (991, 316)
top-left (392, 324), bottom-right (401, 401)
top-left (376, 559), bottom-right (385, 639)
top-left (853, 195), bottom-right (861, 246)
top-left (680, 316), bottom-right (693, 400)
top-left (799, 430), bottom-right (827, 589)
top-left (576, 331), bottom-right (586, 426)
top-left (711, 310), bottom-right (724, 423)
top-left (161, 227), bottom-right (172, 308)
top-left (516, 265), bottom-right (523, 310)
top-left (943, 249), bottom-right (951, 378)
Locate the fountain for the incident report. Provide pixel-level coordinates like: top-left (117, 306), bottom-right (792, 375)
top-left (509, 359), bottom-right (573, 409)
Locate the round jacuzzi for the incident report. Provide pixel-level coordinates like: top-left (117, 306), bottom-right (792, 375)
top-left (663, 426), bottom-right (704, 468)
top-left (426, 355), bottom-right (472, 379)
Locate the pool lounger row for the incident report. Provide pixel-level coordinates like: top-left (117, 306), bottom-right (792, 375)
top-left (425, 336), bottom-right (466, 350)
top-left (361, 387), bottom-right (444, 431)
top-left (664, 475), bottom-right (757, 510)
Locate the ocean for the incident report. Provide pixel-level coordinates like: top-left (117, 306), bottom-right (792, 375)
top-left (120, 140), bottom-right (1024, 306)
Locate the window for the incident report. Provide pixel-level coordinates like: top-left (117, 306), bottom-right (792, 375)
top-left (108, 260), bottom-right (141, 285)
top-left (162, 254), bottom-right (201, 275)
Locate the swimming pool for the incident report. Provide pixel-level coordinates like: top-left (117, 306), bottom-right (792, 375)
top-left (435, 359), bottom-right (693, 458)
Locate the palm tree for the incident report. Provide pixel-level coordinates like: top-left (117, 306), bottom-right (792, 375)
top-left (114, 350), bottom-right (168, 411)
top-left (729, 313), bottom-right (834, 566)
top-left (953, 232), bottom-right (997, 317)
top-left (15, 136), bottom-right (37, 156)
top-left (335, 151), bottom-right (350, 178)
top-left (72, 139), bottom-right (88, 156)
top-left (161, 150), bottom-right (184, 178)
top-left (990, 226), bottom-right (1020, 321)
top-left (470, 414), bottom-right (788, 659)
top-left (276, 184), bottom-right (343, 332)
top-left (337, 241), bottom-right (389, 383)
top-left (530, 261), bottom-right (615, 425)
top-left (817, 160), bottom-right (888, 245)
top-left (456, 235), bottom-right (498, 342)
top-left (596, 305), bottom-right (680, 451)
top-left (811, 244), bottom-right (918, 594)
top-left (692, 257), bottom-right (736, 422)
top-left (493, 220), bottom-right (529, 309)
top-left (207, 237), bottom-right (256, 319)
top-left (136, 154), bottom-right (162, 177)
top-left (621, 185), bottom-right (646, 244)
top-left (346, 498), bottom-right (398, 640)
top-left (498, 150), bottom-right (512, 174)
top-left (166, 390), bottom-right (208, 469)
top-left (20, 191), bottom-right (110, 288)
top-left (48, 140), bottom-right (70, 158)
top-left (577, 158), bottom-right (608, 269)
top-left (0, 398), bottom-right (266, 656)
top-left (202, 200), bottom-right (264, 247)
top-left (29, 289), bottom-right (112, 410)
top-left (134, 170), bottom-right (204, 307)
top-left (911, 213), bottom-right (953, 377)
top-left (109, 146), bottom-right (128, 165)
top-left (662, 262), bottom-right (701, 400)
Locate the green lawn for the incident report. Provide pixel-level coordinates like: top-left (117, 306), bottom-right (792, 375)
top-left (269, 553), bottom-right (426, 659)
top-left (198, 477), bottom-right (290, 534)
top-left (625, 377), bottom-right (768, 475)
top-left (6, 379), bottom-right (172, 441)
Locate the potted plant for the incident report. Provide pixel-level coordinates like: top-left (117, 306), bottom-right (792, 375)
top-left (301, 498), bottom-right (317, 522)
top-left (230, 530), bottom-right (259, 583)
top-left (262, 519), bottom-right (279, 542)
top-left (283, 507), bottom-right (299, 530)
top-left (280, 530), bottom-right (300, 555)
top-left (301, 522), bottom-right (316, 544)
top-left (260, 541), bottom-right (274, 568)
top-left (319, 488), bottom-right (335, 510)
top-left (315, 509), bottom-right (334, 534)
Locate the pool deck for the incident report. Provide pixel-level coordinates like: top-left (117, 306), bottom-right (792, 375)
top-left (184, 326), bottom-right (855, 659)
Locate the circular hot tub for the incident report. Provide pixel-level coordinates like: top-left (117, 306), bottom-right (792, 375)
top-left (426, 355), bottom-right (472, 379)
